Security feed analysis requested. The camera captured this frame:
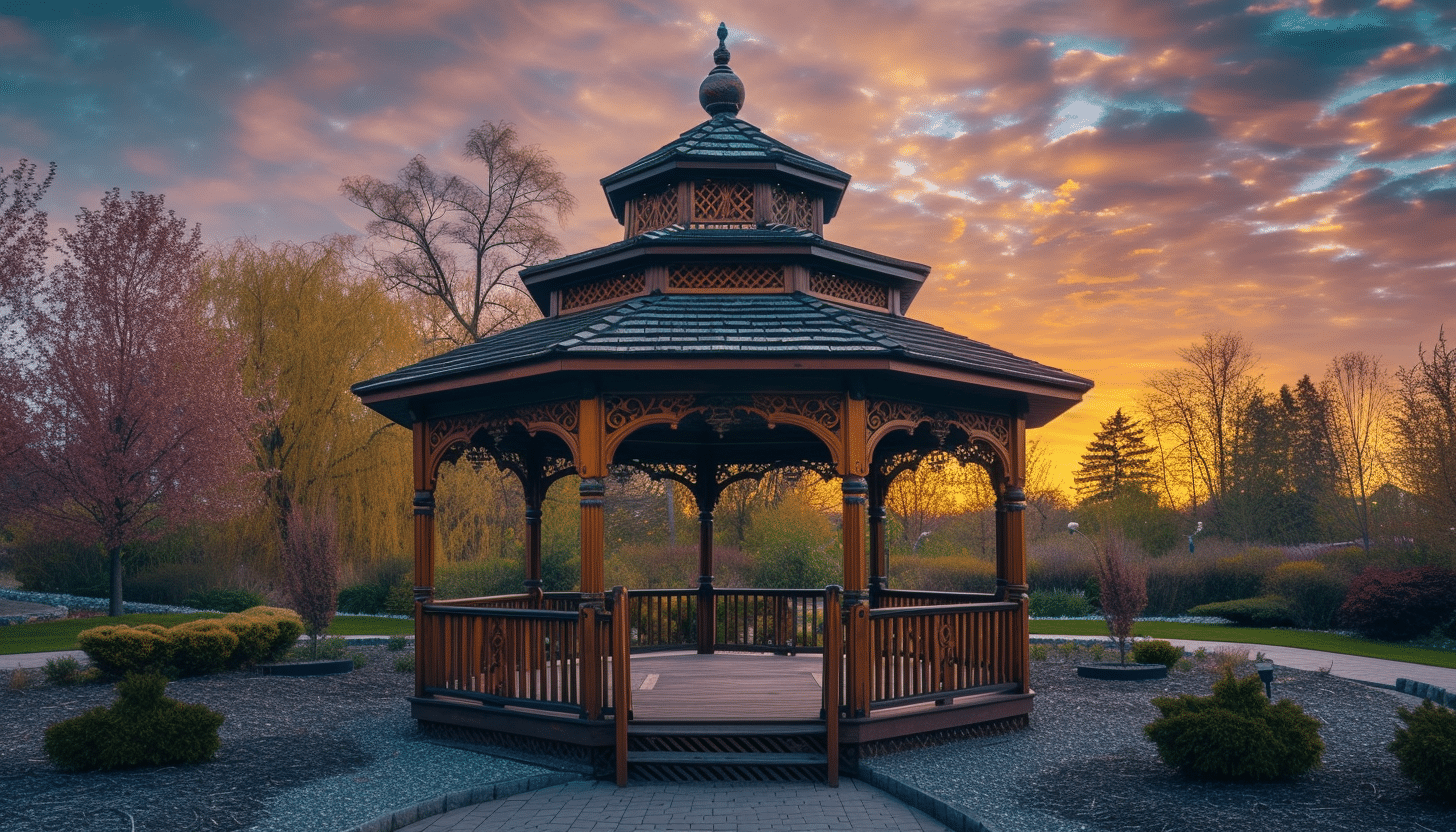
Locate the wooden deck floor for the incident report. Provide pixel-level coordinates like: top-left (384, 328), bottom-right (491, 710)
top-left (626, 652), bottom-right (824, 722)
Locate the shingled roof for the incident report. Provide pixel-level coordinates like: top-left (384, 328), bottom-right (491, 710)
top-left (352, 293), bottom-right (1091, 425)
top-left (600, 114), bottom-right (852, 222)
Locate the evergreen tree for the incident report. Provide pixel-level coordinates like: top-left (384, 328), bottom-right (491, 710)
top-left (1074, 409), bottom-right (1158, 503)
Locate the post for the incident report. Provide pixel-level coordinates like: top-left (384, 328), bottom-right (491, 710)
top-left (580, 604), bottom-right (602, 720)
top-left (611, 586), bottom-right (632, 786)
top-left (697, 509), bottom-right (716, 654)
top-left (840, 476), bottom-right (868, 601)
top-left (997, 484), bottom-right (1029, 693)
top-left (411, 423), bottom-right (437, 699)
top-left (823, 585), bottom-right (842, 787)
top-left (579, 478), bottom-right (606, 596)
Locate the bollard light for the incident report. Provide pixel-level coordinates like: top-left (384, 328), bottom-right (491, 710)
top-left (1255, 661), bottom-right (1274, 698)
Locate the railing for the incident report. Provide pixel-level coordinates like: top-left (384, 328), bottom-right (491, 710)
top-left (417, 599), bottom-right (615, 719)
top-left (714, 588), bottom-right (826, 653)
top-left (622, 589), bottom-right (698, 652)
top-left (865, 600), bottom-right (1023, 707)
top-left (873, 588), bottom-right (1001, 608)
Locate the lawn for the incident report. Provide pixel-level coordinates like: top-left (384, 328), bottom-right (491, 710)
top-left (0, 613), bottom-right (413, 654)
top-left (1030, 619), bottom-right (1456, 669)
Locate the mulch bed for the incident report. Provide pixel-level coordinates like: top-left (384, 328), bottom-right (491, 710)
top-left (0, 647), bottom-right (407, 832)
top-left (3, 647), bottom-right (1456, 832)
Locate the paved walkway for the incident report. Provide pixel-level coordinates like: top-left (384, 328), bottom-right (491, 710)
top-left (390, 779), bottom-right (953, 832)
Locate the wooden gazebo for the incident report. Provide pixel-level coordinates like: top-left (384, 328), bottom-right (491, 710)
top-left (352, 25), bottom-right (1092, 785)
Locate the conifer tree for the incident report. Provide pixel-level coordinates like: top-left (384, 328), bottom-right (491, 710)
top-left (1074, 409), bottom-right (1157, 503)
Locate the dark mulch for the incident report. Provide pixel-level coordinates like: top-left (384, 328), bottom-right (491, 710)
top-left (868, 656), bottom-right (1456, 832)
top-left (0, 648), bottom-right (407, 832)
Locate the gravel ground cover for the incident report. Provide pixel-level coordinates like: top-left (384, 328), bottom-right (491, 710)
top-left (864, 656), bottom-right (1456, 832)
top-left (0, 647), bottom-right (555, 832)
top-left (4, 642), bottom-right (1456, 832)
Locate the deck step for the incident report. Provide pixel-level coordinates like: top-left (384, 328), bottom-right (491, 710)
top-left (628, 751), bottom-right (825, 766)
top-left (629, 722), bottom-right (825, 737)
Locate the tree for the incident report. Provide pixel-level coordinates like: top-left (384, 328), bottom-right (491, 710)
top-left (1083, 531), bottom-right (1146, 664)
top-left (1142, 331), bottom-right (1262, 514)
top-left (0, 160), bottom-right (54, 460)
top-left (1389, 330), bottom-right (1456, 556)
top-left (1074, 409), bottom-right (1157, 503)
top-left (341, 121), bottom-right (575, 346)
top-left (2, 190), bottom-right (253, 615)
top-left (201, 238), bottom-right (418, 566)
top-left (1282, 376), bottom-right (1340, 539)
top-left (281, 502), bottom-right (341, 658)
top-left (1322, 352), bottom-right (1391, 551)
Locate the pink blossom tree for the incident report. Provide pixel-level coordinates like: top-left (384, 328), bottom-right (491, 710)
top-left (1, 188), bottom-right (254, 616)
top-left (0, 160), bottom-right (54, 461)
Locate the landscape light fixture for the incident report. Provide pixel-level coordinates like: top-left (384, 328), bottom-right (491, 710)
top-left (1255, 661), bottom-right (1275, 698)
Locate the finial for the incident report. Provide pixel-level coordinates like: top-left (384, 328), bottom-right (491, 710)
top-left (699, 22), bottom-right (745, 117)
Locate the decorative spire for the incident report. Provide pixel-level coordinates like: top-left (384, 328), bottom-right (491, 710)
top-left (698, 21), bottom-right (745, 117)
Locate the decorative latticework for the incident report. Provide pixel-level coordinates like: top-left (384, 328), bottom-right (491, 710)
top-left (561, 273), bottom-right (646, 311)
top-left (810, 272), bottom-right (890, 309)
top-left (691, 180), bottom-right (753, 225)
top-left (771, 185), bottom-right (814, 230)
top-left (668, 264), bottom-right (783, 292)
top-left (630, 186), bottom-right (678, 236)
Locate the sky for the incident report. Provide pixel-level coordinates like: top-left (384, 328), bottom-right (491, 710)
top-left (2, 0), bottom-right (1453, 490)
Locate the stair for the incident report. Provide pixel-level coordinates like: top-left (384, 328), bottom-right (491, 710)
top-left (625, 721), bottom-right (831, 782)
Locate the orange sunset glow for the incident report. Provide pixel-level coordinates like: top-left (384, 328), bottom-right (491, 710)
top-left (2, 1), bottom-right (1452, 487)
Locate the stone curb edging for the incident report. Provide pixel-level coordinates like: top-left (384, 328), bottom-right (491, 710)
top-left (339, 771), bottom-right (585, 832)
top-left (1395, 677), bottom-right (1456, 708)
top-left (855, 768), bottom-right (996, 832)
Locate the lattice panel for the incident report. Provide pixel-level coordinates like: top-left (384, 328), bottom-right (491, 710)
top-left (668, 264), bottom-right (784, 292)
top-left (692, 180), bottom-right (753, 224)
top-left (560, 273), bottom-right (646, 310)
top-left (630, 186), bottom-right (678, 236)
top-left (771, 185), bottom-right (814, 230)
top-left (810, 272), bottom-right (890, 308)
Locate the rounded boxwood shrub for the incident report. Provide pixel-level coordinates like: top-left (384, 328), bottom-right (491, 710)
top-left (76, 625), bottom-right (174, 677)
top-left (217, 613), bottom-right (278, 667)
top-left (168, 621), bottom-right (238, 677)
top-left (1389, 699), bottom-right (1456, 804)
top-left (1337, 566), bottom-right (1456, 642)
top-left (43, 673), bottom-right (224, 771)
top-left (1131, 639), bottom-right (1183, 669)
top-left (1188, 596), bottom-right (1297, 628)
top-left (240, 606), bottom-right (305, 657)
top-left (1145, 671), bottom-right (1324, 781)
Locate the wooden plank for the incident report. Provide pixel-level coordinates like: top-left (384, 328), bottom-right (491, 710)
top-left (628, 752), bottom-right (825, 765)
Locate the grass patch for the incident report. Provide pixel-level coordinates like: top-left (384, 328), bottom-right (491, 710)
top-left (1030, 620), bottom-right (1456, 669)
top-left (1, 613), bottom-right (411, 654)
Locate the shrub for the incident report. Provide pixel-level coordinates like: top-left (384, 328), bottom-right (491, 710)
top-left (895, 555), bottom-right (997, 593)
top-left (77, 625), bottom-right (174, 677)
top-left (124, 562), bottom-right (216, 606)
top-left (338, 584), bottom-right (389, 615)
top-left (1337, 566), bottom-right (1456, 642)
top-left (43, 673), bottom-right (224, 771)
top-left (216, 614), bottom-right (277, 667)
top-left (9, 669), bottom-right (31, 690)
top-left (1262, 561), bottom-right (1347, 630)
top-left (168, 621), bottom-right (239, 677)
top-left (1145, 671), bottom-right (1324, 781)
top-left (1029, 644), bottom-right (1049, 661)
top-left (43, 656), bottom-right (99, 686)
top-left (1030, 588), bottom-right (1093, 618)
top-left (393, 653), bottom-right (416, 674)
top-left (241, 607), bottom-right (305, 657)
top-left (386, 634), bottom-right (410, 652)
top-left (1388, 699), bottom-right (1456, 804)
top-left (434, 558), bottom-right (524, 599)
top-left (182, 588), bottom-right (267, 613)
top-left (1132, 639), bottom-right (1183, 669)
top-left (1189, 597), bottom-right (1298, 628)
top-left (384, 584), bottom-right (416, 617)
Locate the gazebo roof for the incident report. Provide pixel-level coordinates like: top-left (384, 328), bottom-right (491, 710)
top-left (599, 114), bottom-right (852, 223)
top-left (352, 292), bottom-right (1091, 428)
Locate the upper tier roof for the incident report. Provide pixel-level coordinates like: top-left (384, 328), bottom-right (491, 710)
top-left (600, 114), bottom-right (852, 223)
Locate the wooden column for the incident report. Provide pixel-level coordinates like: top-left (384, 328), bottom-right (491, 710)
top-left (697, 508), bottom-right (715, 654)
top-left (524, 505), bottom-right (542, 588)
top-left (577, 394), bottom-right (607, 598)
top-left (411, 421), bottom-right (437, 700)
top-left (840, 476), bottom-right (868, 598)
top-left (867, 468), bottom-right (888, 600)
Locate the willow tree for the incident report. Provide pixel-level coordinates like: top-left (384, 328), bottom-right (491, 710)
top-left (202, 238), bottom-right (419, 568)
top-left (3, 190), bottom-right (253, 615)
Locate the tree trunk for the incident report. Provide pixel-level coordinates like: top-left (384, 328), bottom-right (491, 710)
top-left (108, 545), bottom-right (123, 617)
